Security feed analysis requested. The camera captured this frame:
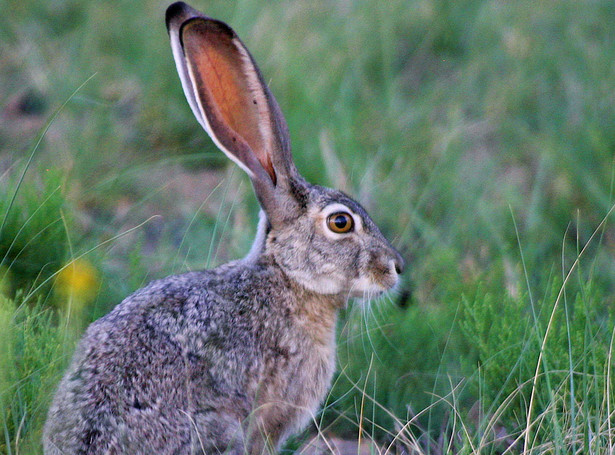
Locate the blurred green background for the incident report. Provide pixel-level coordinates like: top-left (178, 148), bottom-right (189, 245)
top-left (2, 0), bottom-right (615, 453)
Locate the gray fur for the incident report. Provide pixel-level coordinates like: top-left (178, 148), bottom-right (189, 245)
top-left (43, 2), bottom-right (404, 453)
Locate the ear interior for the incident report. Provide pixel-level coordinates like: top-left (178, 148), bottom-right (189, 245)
top-left (181, 19), bottom-right (276, 183)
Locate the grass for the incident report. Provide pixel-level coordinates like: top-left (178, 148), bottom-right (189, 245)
top-left (2, 0), bottom-right (615, 453)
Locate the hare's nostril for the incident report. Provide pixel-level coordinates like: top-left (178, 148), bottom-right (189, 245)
top-left (394, 261), bottom-right (403, 275)
top-left (388, 257), bottom-right (404, 275)
top-left (393, 253), bottom-right (404, 275)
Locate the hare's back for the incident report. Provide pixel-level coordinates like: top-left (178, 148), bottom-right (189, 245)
top-left (78, 269), bottom-right (262, 401)
top-left (45, 269), bottom-right (266, 452)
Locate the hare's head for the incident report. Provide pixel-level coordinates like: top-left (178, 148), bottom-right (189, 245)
top-left (166, 2), bottom-right (403, 299)
top-left (262, 182), bottom-right (404, 298)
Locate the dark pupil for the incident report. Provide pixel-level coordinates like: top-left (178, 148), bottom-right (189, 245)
top-left (334, 215), bottom-right (348, 229)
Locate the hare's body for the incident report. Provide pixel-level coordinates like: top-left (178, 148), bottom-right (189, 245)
top-left (44, 2), bottom-right (403, 453)
top-left (45, 251), bottom-right (338, 454)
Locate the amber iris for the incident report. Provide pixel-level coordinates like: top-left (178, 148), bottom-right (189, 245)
top-left (327, 212), bottom-right (354, 233)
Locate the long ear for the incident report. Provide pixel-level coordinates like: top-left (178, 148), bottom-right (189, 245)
top-left (166, 2), bottom-right (297, 197)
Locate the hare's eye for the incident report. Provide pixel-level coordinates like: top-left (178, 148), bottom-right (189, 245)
top-left (327, 212), bottom-right (354, 233)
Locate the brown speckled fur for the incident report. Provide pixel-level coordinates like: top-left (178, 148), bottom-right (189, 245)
top-left (43, 3), bottom-right (403, 454)
top-left (45, 258), bottom-right (341, 453)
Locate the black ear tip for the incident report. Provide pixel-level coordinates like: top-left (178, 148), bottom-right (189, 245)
top-left (165, 1), bottom-right (191, 31)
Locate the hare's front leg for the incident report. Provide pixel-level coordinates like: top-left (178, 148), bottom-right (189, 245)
top-left (245, 430), bottom-right (279, 455)
top-left (190, 410), bottom-right (248, 454)
top-left (244, 409), bottom-right (296, 455)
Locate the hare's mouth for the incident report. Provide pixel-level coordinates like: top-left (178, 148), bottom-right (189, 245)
top-left (285, 264), bottom-right (399, 299)
top-left (346, 271), bottom-right (399, 299)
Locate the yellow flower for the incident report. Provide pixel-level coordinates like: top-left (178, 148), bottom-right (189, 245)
top-left (55, 259), bottom-right (99, 303)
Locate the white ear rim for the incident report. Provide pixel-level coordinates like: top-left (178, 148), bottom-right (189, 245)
top-left (169, 29), bottom-right (204, 128)
top-left (169, 25), bottom-right (256, 179)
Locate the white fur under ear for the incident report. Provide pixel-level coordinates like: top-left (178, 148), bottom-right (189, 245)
top-left (242, 210), bottom-right (269, 263)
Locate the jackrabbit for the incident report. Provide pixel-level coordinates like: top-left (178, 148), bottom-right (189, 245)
top-left (43, 2), bottom-right (404, 453)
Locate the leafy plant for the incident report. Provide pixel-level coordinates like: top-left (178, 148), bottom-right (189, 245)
top-left (460, 278), bottom-right (615, 450)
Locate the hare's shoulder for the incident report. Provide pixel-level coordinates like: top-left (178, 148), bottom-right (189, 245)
top-left (66, 263), bottom-right (284, 398)
top-left (80, 260), bottom-right (288, 358)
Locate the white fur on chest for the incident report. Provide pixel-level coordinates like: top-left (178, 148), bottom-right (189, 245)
top-left (290, 336), bottom-right (337, 430)
top-left (255, 317), bottom-right (337, 444)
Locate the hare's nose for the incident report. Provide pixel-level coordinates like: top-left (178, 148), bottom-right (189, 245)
top-left (392, 250), bottom-right (405, 275)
